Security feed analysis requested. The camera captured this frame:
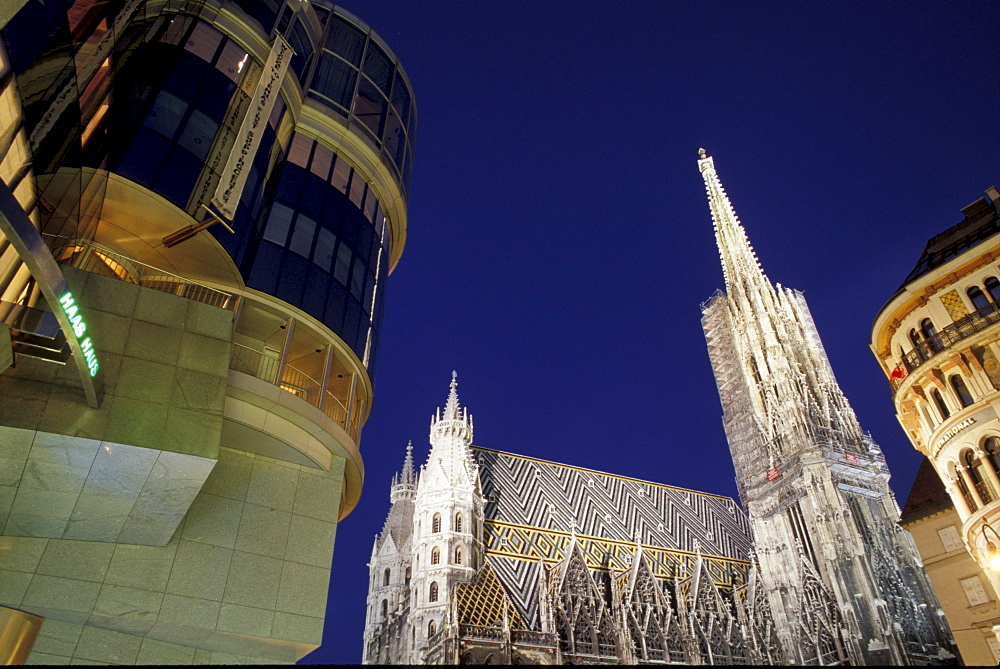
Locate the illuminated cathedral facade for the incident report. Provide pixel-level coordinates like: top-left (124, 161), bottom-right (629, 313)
top-left (361, 153), bottom-right (959, 665)
top-left (362, 374), bottom-right (788, 665)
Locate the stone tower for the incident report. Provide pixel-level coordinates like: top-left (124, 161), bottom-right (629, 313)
top-left (363, 443), bottom-right (418, 663)
top-left (409, 373), bottom-right (484, 662)
top-left (698, 150), bottom-right (956, 664)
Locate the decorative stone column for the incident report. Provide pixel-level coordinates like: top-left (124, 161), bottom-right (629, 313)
top-left (958, 465), bottom-right (986, 508)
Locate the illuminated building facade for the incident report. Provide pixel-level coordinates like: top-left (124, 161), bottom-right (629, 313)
top-left (899, 458), bottom-right (1000, 664)
top-left (0, 0), bottom-right (413, 663)
top-left (363, 375), bottom-right (790, 665)
top-left (699, 150), bottom-right (956, 664)
top-left (871, 187), bottom-right (1000, 660)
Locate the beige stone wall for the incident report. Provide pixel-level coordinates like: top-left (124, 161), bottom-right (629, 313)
top-left (904, 508), bottom-right (1000, 665)
top-left (0, 269), bottom-right (233, 545)
top-left (0, 447), bottom-right (345, 663)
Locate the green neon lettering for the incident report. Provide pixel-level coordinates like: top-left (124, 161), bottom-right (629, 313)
top-left (59, 292), bottom-right (74, 307)
top-left (65, 304), bottom-right (78, 320)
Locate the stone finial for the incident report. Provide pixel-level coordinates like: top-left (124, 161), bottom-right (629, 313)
top-left (699, 147), bottom-right (707, 159)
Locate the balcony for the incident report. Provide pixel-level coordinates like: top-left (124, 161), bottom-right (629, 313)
top-left (229, 342), bottom-right (361, 441)
top-left (54, 237), bottom-right (237, 310)
top-left (895, 301), bottom-right (1000, 390)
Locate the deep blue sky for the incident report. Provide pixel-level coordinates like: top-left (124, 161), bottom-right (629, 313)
top-left (302, 2), bottom-right (998, 664)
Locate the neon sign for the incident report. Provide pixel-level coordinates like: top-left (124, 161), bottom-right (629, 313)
top-left (58, 292), bottom-right (99, 377)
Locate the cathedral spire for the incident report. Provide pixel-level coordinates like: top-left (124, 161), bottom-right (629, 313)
top-left (443, 370), bottom-right (461, 420)
top-left (401, 440), bottom-right (415, 485)
top-left (698, 149), bottom-right (768, 291)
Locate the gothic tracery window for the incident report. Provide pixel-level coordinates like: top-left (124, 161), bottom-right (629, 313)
top-left (454, 546), bottom-right (462, 564)
top-left (428, 619), bottom-right (436, 636)
top-left (431, 547), bottom-right (440, 564)
top-left (455, 512), bottom-right (463, 532)
top-left (383, 567), bottom-right (391, 586)
top-left (432, 513), bottom-right (441, 533)
top-left (429, 581), bottom-right (439, 602)
top-left (381, 599), bottom-right (387, 619)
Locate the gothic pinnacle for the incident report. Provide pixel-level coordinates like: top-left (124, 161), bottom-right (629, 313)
top-left (443, 370), bottom-right (460, 420)
top-left (402, 440), bottom-right (415, 484)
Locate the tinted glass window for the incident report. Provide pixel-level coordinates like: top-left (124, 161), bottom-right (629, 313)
top-left (289, 214), bottom-right (316, 258)
top-left (263, 202), bottom-right (294, 245)
top-left (350, 258), bottom-right (365, 300)
top-left (362, 43), bottom-right (393, 94)
top-left (178, 108), bottom-right (219, 160)
top-left (334, 243), bottom-right (352, 285)
top-left (353, 77), bottom-right (386, 139)
top-left (325, 16), bottom-right (366, 66)
top-left (313, 54), bottom-right (358, 110)
top-left (314, 228), bottom-right (337, 271)
top-left (143, 90), bottom-right (187, 138)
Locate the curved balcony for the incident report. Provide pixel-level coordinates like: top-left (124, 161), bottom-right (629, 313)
top-left (894, 300), bottom-right (1000, 393)
top-left (229, 341), bottom-right (361, 441)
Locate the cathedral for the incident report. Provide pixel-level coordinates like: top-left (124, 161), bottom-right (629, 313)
top-left (698, 150), bottom-right (955, 664)
top-left (361, 152), bottom-right (958, 665)
top-left (362, 373), bottom-right (787, 665)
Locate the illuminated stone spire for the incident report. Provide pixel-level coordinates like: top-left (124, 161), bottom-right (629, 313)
top-left (401, 440), bottom-right (415, 485)
top-left (698, 150), bottom-right (956, 665)
top-left (698, 148), bottom-right (767, 292)
top-left (430, 370), bottom-right (473, 448)
top-left (443, 370), bottom-right (461, 420)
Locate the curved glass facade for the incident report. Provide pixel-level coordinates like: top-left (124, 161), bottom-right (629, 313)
top-left (41, 3), bottom-right (415, 377)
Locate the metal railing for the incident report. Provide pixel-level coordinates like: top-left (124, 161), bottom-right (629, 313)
top-left (975, 480), bottom-right (996, 505)
top-left (899, 301), bottom-right (1000, 379)
top-left (229, 342), bottom-right (359, 440)
top-left (52, 237), bottom-right (236, 310)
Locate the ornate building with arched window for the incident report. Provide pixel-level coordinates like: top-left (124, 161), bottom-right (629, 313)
top-left (362, 375), bottom-right (789, 665)
top-left (872, 185), bottom-right (1000, 663)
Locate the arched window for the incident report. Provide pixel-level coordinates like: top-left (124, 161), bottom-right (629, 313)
top-left (381, 599), bottom-right (388, 619)
top-left (405, 567), bottom-right (411, 587)
top-left (986, 276), bottom-right (1000, 303)
top-left (921, 318), bottom-right (941, 352)
top-left (454, 546), bottom-right (462, 565)
top-left (985, 437), bottom-right (1000, 474)
top-left (932, 389), bottom-right (950, 420)
top-left (969, 286), bottom-right (990, 311)
top-left (383, 568), bottom-right (391, 586)
top-left (951, 375), bottom-right (974, 407)
top-left (432, 513), bottom-right (441, 533)
top-left (428, 619), bottom-right (437, 637)
top-left (455, 512), bottom-right (463, 532)
top-left (429, 582), bottom-right (438, 602)
top-left (955, 476), bottom-right (976, 511)
top-left (964, 449), bottom-right (994, 503)
top-left (909, 328), bottom-right (922, 349)
top-left (919, 404), bottom-right (935, 431)
top-left (431, 547), bottom-right (440, 564)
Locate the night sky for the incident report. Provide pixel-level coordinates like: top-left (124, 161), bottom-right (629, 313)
top-left (301, 2), bottom-right (998, 664)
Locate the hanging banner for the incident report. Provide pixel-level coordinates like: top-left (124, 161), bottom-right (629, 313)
top-left (211, 34), bottom-right (292, 220)
top-left (766, 467), bottom-right (780, 481)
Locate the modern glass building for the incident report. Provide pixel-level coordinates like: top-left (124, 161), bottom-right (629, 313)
top-left (0, 0), bottom-right (413, 663)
